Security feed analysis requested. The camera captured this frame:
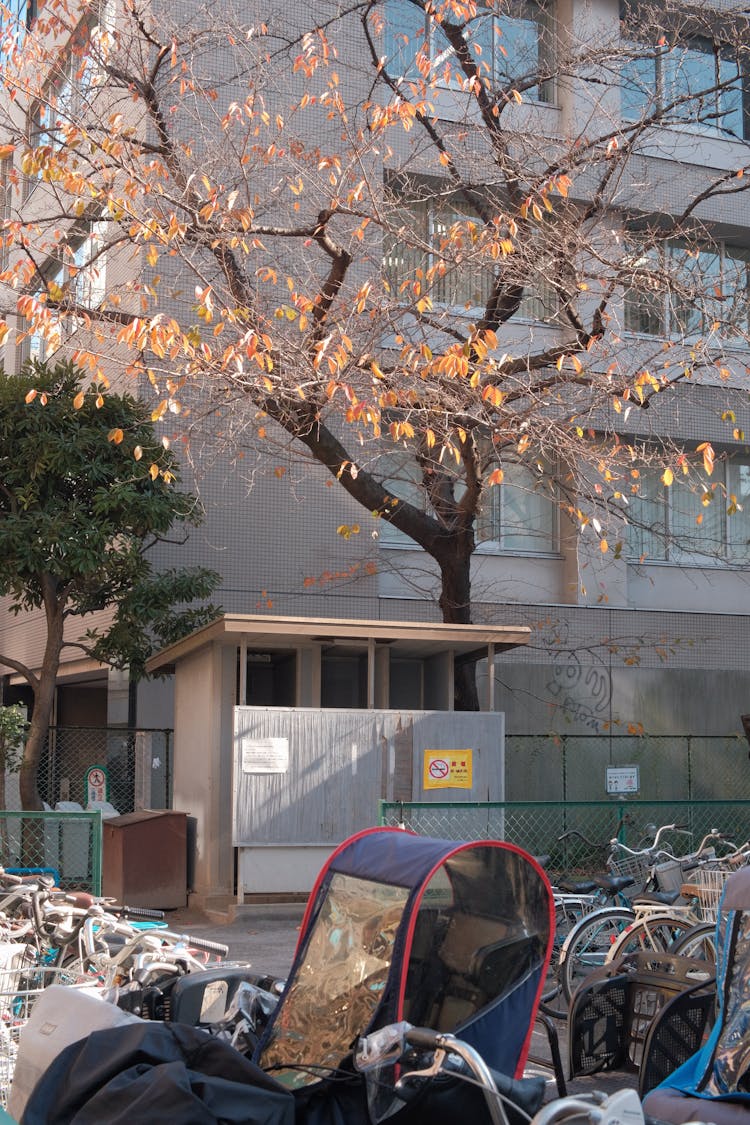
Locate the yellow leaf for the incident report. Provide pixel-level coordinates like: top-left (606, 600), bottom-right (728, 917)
top-left (487, 468), bottom-right (504, 486)
top-left (600, 539), bottom-right (608, 554)
top-left (149, 463), bottom-right (159, 480)
top-left (274, 466), bottom-right (287, 478)
top-left (108, 428), bottom-right (124, 444)
top-left (662, 467), bottom-right (673, 486)
top-left (133, 445), bottom-right (143, 461)
top-left (25, 389), bottom-right (37, 403)
top-left (73, 391), bottom-right (85, 410)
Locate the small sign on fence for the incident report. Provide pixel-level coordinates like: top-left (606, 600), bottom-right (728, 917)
top-left (423, 750), bottom-right (473, 791)
top-left (85, 764), bottom-right (109, 804)
top-left (606, 765), bottom-right (640, 795)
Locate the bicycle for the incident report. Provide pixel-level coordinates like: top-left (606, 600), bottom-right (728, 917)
top-left (602, 831), bottom-right (743, 965)
top-left (540, 829), bottom-right (641, 1019)
top-left (557, 823), bottom-right (707, 1004)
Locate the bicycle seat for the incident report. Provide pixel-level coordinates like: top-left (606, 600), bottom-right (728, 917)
top-left (557, 877), bottom-right (598, 894)
top-left (632, 890), bottom-right (681, 906)
top-left (591, 874), bottom-right (635, 893)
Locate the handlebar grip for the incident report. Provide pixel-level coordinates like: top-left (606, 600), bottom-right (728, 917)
top-left (120, 906), bottom-right (165, 920)
top-left (0, 871), bottom-right (25, 887)
top-left (404, 1027), bottom-right (442, 1050)
top-left (182, 935), bottom-right (229, 957)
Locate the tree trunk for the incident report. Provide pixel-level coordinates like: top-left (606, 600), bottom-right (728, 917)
top-left (435, 538), bottom-right (480, 711)
top-left (20, 591), bottom-right (64, 812)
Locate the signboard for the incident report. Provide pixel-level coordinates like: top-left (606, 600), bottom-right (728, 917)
top-left (606, 765), bottom-right (640, 795)
top-left (423, 749), bottom-right (473, 791)
top-left (241, 737), bottom-right (289, 774)
top-left (85, 764), bottom-right (109, 805)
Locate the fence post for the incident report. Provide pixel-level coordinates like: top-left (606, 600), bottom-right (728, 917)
top-left (90, 811), bottom-right (102, 896)
top-left (617, 802), bottom-right (627, 844)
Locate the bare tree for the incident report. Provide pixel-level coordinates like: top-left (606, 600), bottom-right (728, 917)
top-left (1, 0), bottom-right (749, 706)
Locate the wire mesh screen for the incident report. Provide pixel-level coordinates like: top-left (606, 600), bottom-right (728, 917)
top-left (0, 811), bottom-right (102, 893)
top-left (379, 799), bottom-right (750, 878)
top-left (35, 727), bottom-right (172, 815)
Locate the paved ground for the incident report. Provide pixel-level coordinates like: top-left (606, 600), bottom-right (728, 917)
top-left (164, 902), bottom-right (638, 1102)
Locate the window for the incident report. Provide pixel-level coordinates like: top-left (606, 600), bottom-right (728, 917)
top-left (626, 458), bottom-right (750, 563)
top-left (1, 0), bottom-right (37, 42)
top-left (378, 448), bottom-right (558, 554)
top-left (384, 188), bottom-right (557, 318)
top-left (621, 31), bottom-right (749, 139)
top-left (24, 221), bottom-right (106, 361)
top-left (476, 459), bottom-right (557, 551)
top-left (623, 238), bottom-right (750, 341)
top-left (0, 158), bottom-right (11, 271)
top-left (30, 15), bottom-right (96, 158)
top-left (383, 0), bottom-right (555, 103)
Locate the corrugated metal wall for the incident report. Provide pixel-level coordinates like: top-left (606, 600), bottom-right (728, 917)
top-left (232, 708), bottom-right (505, 846)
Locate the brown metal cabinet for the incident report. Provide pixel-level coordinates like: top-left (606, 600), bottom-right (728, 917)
top-left (102, 810), bottom-right (188, 909)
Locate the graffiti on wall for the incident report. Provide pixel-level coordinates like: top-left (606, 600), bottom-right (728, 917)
top-left (542, 621), bottom-right (612, 731)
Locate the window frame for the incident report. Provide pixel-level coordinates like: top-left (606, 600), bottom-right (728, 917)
top-left (24, 220), bottom-right (107, 362)
top-left (383, 183), bottom-right (558, 321)
top-left (383, 0), bottom-right (556, 105)
top-left (625, 456), bottom-right (750, 566)
top-left (620, 14), bottom-right (750, 141)
top-left (622, 236), bottom-right (750, 343)
top-left (377, 447), bottom-right (559, 556)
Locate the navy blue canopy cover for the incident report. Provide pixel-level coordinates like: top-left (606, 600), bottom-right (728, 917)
top-left (255, 827), bottom-right (554, 1085)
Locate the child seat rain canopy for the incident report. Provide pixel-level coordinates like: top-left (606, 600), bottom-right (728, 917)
top-left (255, 827), bottom-right (553, 1086)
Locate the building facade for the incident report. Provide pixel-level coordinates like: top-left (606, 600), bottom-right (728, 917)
top-left (1, 0), bottom-right (750, 806)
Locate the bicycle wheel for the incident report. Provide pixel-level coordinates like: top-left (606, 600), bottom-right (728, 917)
top-left (559, 906), bottom-right (634, 1005)
top-left (540, 898), bottom-right (585, 1018)
top-left (669, 921), bottom-right (717, 964)
top-left (605, 912), bottom-right (694, 964)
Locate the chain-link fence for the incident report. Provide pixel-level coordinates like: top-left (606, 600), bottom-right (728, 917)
top-left (0, 810), bottom-right (102, 893)
top-left (35, 727), bottom-right (173, 814)
top-left (379, 799), bottom-right (750, 876)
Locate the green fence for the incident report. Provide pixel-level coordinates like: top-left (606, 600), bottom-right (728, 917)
top-left (378, 799), bottom-right (750, 874)
top-left (0, 810), bottom-right (102, 894)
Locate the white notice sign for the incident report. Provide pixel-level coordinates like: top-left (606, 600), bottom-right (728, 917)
top-left (606, 765), bottom-right (640, 795)
top-left (242, 737), bottom-right (289, 774)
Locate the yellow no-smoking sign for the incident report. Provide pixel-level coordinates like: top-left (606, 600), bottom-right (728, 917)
top-left (423, 750), bottom-right (473, 790)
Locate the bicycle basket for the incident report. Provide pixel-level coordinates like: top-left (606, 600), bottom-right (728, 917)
top-left (688, 867), bottom-right (733, 923)
top-left (0, 962), bottom-right (72, 1109)
top-left (608, 852), bottom-right (651, 891)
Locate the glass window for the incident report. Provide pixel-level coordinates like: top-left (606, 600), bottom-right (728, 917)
top-left (382, 0), bottom-right (554, 103)
top-left (377, 448), bottom-right (425, 547)
top-left (29, 15), bottom-right (96, 157)
top-left (622, 30), bottom-right (749, 140)
top-left (22, 221), bottom-right (106, 362)
top-left (623, 237), bottom-right (750, 340)
top-left (477, 460), bottom-right (557, 551)
top-left (626, 457), bottom-right (750, 564)
top-left (384, 187), bottom-right (557, 318)
top-left (727, 462), bottom-right (750, 561)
